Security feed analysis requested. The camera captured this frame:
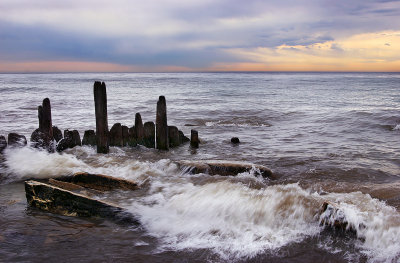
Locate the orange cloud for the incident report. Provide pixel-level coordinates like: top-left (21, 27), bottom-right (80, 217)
top-left (220, 30), bottom-right (400, 72)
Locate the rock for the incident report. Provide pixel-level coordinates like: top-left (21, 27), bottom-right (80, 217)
top-left (82, 130), bottom-right (96, 146)
top-left (179, 130), bottom-right (190, 144)
top-left (176, 160), bottom-right (273, 178)
top-left (56, 130), bottom-right (79, 152)
top-left (53, 126), bottom-right (63, 142)
top-left (72, 130), bottom-right (81, 146)
top-left (135, 113), bottom-right (145, 145)
top-left (93, 81), bottom-right (109, 154)
top-left (0, 136), bottom-right (7, 153)
top-left (156, 96), bottom-right (169, 150)
top-left (25, 180), bottom-right (137, 224)
top-left (168, 126), bottom-right (180, 147)
top-left (109, 123), bottom-right (123, 147)
top-left (319, 202), bottom-right (363, 233)
top-left (7, 133), bottom-right (27, 147)
top-left (128, 126), bottom-right (137, 147)
top-left (143, 121), bottom-right (155, 148)
top-left (122, 125), bottom-right (129, 146)
top-left (190, 129), bottom-right (199, 148)
top-left (30, 128), bottom-right (53, 150)
top-left (231, 137), bottom-right (240, 144)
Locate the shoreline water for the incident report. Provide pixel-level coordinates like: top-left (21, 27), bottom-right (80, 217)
top-left (1, 72), bottom-right (399, 262)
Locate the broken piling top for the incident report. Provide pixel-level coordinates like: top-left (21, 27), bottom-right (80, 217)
top-left (156, 96), bottom-right (169, 150)
top-left (191, 129), bottom-right (199, 148)
top-left (135, 113), bottom-right (144, 143)
top-left (93, 81), bottom-right (109, 153)
top-left (42, 98), bottom-right (53, 137)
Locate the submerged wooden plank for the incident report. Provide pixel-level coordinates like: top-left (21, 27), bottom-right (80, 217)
top-left (63, 172), bottom-right (138, 191)
top-left (25, 180), bottom-right (137, 224)
top-left (176, 160), bottom-right (273, 178)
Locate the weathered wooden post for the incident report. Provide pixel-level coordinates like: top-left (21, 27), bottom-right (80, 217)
top-left (42, 98), bottom-right (53, 138)
top-left (109, 123), bottom-right (123, 146)
top-left (190, 129), bottom-right (199, 148)
top-left (38, 106), bottom-right (43, 130)
top-left (143, 121), bottom-right (155, 148)
top-left (168, 126), bottom-right (180, 147)
top-left (135, 113), bottom-right (144, 145)
top-left (94, 81), bottom-right (109, 153)
top-left (156, 96), bottom-right (168, 150)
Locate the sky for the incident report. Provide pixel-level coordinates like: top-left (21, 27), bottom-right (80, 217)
top-left (0, 0), bottom-right (400, 72)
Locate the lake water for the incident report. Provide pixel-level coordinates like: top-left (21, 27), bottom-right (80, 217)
top-left (0, 72), bottom-right (399, 262)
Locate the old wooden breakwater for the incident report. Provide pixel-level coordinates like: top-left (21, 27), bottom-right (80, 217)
top-left (0, 81), bottom-right (200, 154)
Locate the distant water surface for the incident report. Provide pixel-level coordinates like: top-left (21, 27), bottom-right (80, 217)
top-left (0, 72), bottom-right (399, 262)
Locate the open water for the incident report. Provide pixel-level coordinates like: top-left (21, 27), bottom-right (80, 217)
top-left (0, 72), bottom-right (399, 262)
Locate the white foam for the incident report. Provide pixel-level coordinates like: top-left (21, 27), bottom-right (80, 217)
top-left (393, 124), bottom-right (400, 130)
top-left (128, 182), bottom-right (321, 260)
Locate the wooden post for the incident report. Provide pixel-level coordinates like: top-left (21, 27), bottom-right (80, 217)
top-left (143, 121), bottom-right (155, 148)
top-left (38, 106), bottom-right (43, 130)
top-left (156, 96), bottom-right (168, 150)
top-left (42, 98), bottom-right (53, 138)
top-left (191, 129), bottom-right (199, 148)
top-left (135, 113), bottom-right (144, 145)
top-left (168, 126), bottom-right (180, 147)
top-left (94, 81), bottom-right (109, 153)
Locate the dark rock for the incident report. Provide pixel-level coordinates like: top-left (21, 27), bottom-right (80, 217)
top-left (72, 130), bottom-right (81, 146)
top-left (156, 96), bottom-right (169, 150)
top-left (25, 180), bottom-right (137, 224)
top-left (176, 160), bottom-right (273, 178)
top-left (143, 122), bottom-right (155, 148)
top-left (53, 126), bottom-right (63, 142)
top-left (122, 125), bottom-right (129, 146)
top-left (30, 128), bottom-right (53, 150)
top-left (56, 130), bottom-right (79, 152)
top-left (135, 113), bottom-right (144, 145)
top-left (8, 133), bottom-right (27, 147)
top-left (82, 130), bottom-right (96, 146)
top-left (179, 130), bottom-right (190, 144)
top-left (128, 126), bottom-right (137, 147)
top-left (0, 136), bottom-right (7, 153)
top-left (231, 137), bottom-right (240, 144)
top-left (319, 202), bottom-right (364, 234)
top-left (109, 123), bottom-right (123, 147)
top-left (93, 81), bottom-right (109, 154)
top-left (190, 129), bottom-right (199, 148)
top-left (168, 126), bottom-right (180, 147)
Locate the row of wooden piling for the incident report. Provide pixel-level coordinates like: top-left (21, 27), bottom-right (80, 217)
top-left (19, 81), bottom-right (198, 153)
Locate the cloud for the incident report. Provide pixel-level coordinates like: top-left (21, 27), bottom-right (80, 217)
top-left (0, 0), bottom-right (400, 71)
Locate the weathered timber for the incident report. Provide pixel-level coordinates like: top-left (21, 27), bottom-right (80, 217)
top-left (25, 180), bottom-right (137, 224)
top-left (176, 160), bottom-right (273, 178)
top-left (122, 125), bottom-right (129, 146)
top-left (143, 122), bottom-right (155, 148)
top-left (190, 129), bottom-right (199, 148)
top-left (8, 133), bottom-right (27, 147)
top-left (94, 81), bottom-right (109, 154)
top-left (82, 130), bottom-right (96, 146)
top-left (72, 130), bottom-right (81, 146)
top-left (63, 172), bottom-right (138, 191)
top-left (168, 126), bottom-right (180, 147)
top-left (53, 126), bottom-right (63, 142)
top-left (179, 130), bottom-right (190, 144)
top-left (42, 98), bottom-right (53, 138)
top-left (109, 123), bottom-right (123, 147)
top-left (156, 96), bottom-right (168, 150)
top-left (135, 113), bottom-right (144, 145)
top-left (128, 126), bottom-right (137, 147)
top-left (0, 135), bottom-right (7, 153)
